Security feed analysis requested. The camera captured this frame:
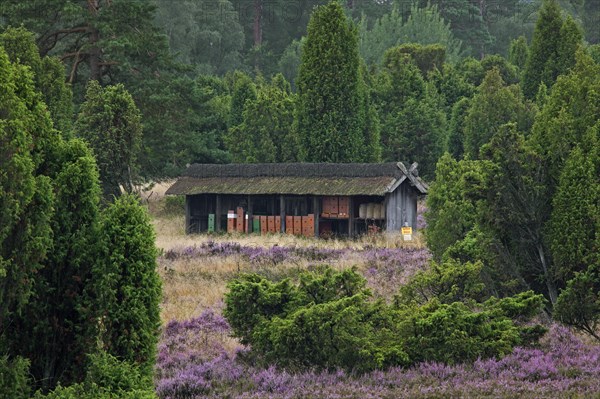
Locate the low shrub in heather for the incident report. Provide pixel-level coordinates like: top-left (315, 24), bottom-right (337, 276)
top-left (155, 315), bottom-right (600, 399)
top-left (224, 266), bottom-right (546, 373)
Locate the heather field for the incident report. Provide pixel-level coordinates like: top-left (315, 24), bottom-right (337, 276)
top-left (151, 203), bottom-right (600, 399)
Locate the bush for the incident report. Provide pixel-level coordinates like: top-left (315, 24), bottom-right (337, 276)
top-left (224, 266), bottom-right (546, 373)
top-left (0, 356), bottom-right (30, 399)
top-left (34, 352), bottom-right (156, 399)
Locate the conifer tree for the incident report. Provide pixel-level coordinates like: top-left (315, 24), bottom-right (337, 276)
top-left (235, 74), bottom-right (296, 162)
top-left (74, 81), bottom-right (142, 200)
top-left (89, 195), bottom-right (161, 378)
top-left (508, 36), bottom-right (529, 70)
top-left (447, 97), bottom-right (471, 159)
top-left (296, 1), bottom-right (366, 163)
top-left (464, 69), bottom-right (532, 159)
top-left (522, 0), bottom-right (582, 98)
top-left (548, 129), bottom-right (599, 284)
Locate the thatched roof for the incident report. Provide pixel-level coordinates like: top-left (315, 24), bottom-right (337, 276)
top-left (166, 162), bottom-right (428, 196)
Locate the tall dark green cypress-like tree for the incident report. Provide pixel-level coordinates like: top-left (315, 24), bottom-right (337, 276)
top-left (296, 1), bottom-right (366, 163)
top-left (522, 0), bottom-right (563, 98)
top-left (522, 0), bottom-right (583, 98)
top-left (89, 195), bottom-right (161, 378)
top-left (12, 139), bottom-right (101, 390)
top-left (548, 129), bottom-right (599, 283)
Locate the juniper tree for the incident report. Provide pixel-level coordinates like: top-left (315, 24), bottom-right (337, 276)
top-left (74, 81), bottom-right (142, 200)
top-left (296, 1), bottom-right (367, 163)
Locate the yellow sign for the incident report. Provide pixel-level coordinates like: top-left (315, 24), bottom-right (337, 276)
top-left (401, 227), bottom-right (413, 235)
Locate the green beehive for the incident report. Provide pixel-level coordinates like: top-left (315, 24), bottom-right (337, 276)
top-left (253, 217), bottom-right (260, 234)
top-left (208, 214), bottom-right (215, 232)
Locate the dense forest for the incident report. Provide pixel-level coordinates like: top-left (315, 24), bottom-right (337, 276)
top-left (1, 0), bottom-right (599, 397)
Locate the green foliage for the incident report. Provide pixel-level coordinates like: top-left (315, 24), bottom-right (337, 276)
top-left (34, 352), bottom-right (156, 399)
top-left (278, 39), bottom-right (303, 90)
top-left (531, 50), bottom-right (600, 185)
top-left (522, 0), bottom-right (583, 98)
top-left (508, 36), bottom-right (529, 71)
top-left (89, 195), bottom-right (161, 378)
top-left (390, 43), bottom-right (446, 76)
top-left (137, 74), bottom-right (231, 177)
top-left (447, 97), bottom-right (471, 159)
top-left (416, 0), bottom-right (491, 58)
top-left (230, 74), bottom-right (297, 162)
top-left (547, 131), bottom-right (599, 283)
top-left (464, 68), bottom-right (533, 159)
top-left (154, 0), bottom-right (244, 74)
top-left (374, 50), bottom-right (445, 177)
top-left (11, 138), bottom-right (102, 389)
top-left (0, 27), bottom-right (73, 134)
top-left (425, 154), bottom-right (485, 260)
top-left (225, 266), bottom-right (545, 372)
top-left (75, 81), bottom-right (142, 200)
top-left (0, 45), bottom-right (54, 334)
top-left (359, 3), bottom-right (463, 65)
top-left (398, 300), bottom-right (520, 365)
top-left (0, 356), bottom-right (30, 399)
top-left (396, 259), bottom-right (486, 306)
top-left (427, 63), bottom-right (475, 112)
top-left (554, 266), bottom-right (600, 341)
top-left (296, 1), bottom-right (368, 163)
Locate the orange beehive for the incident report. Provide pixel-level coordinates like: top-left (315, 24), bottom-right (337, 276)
top-left (236, 207), bottom-right (244, 232)
top-left (302, 214), bottom-right (315, 237)
top-left (227, 210), bottom-right (236, 233)
top-left (260, 216), bottom-right (268, 235)
top-left (286, 216), bottom-right (294, 235)
top-left (293, 216), bottom-right (302, 235)
top-left (322, 196), bottom-right (339, 215)
top-left (267, 216), bottom-right (276, 233)
top-left (338, 197), bottom-right (350, 218)
top-left (275, 216), bottom-right (281, 233)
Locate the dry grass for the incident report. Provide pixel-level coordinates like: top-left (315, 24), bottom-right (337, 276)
top-left (149, 195), bottom-right (426, 324)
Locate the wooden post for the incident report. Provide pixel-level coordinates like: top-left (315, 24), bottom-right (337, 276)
top-left (215, 194), bottom-right (221, 232)
top-left (185, 195), bottom-right (192, 234)
top-left (313, 196), bottom-right (320, 237)
top-left (280, 196), bottom-right (285, 233)
top-left (348, 197), bottom-right (354, 237)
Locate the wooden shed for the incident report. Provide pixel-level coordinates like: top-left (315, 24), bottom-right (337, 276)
top-left (165, 162), bottom-right (428, 237)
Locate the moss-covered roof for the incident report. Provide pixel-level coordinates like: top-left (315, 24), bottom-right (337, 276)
top-left (166, 162), bottom-right (428, 196)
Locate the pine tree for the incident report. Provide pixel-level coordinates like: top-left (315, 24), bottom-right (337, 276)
top-left (296, 1), bottom-right (366, 163)
top-left (89, 195), bottom-right (161, 378)
top-left (556, 16), bottom-right (583, 78)
top-left (74, 81), bottom-right (142, 200)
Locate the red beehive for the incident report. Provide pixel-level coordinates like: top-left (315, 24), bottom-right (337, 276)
top-left (268, 216), bottom-right (276, 233)
top-left (236, 207), bottom-right (244, 232)
top-left (227, 210), bottom-right (236, 233)
top-left (260, 216), bottom-right (268, 235)
top-left (293, 216), bottom-right (302, 235)
top-left (286, 216), bottom-right (294, 235)
top-left (275, 216), bottom-right (281, 233)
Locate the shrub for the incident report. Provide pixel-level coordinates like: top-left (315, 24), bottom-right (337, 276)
top-left (0, 356), bottom-right (30, 399)
top-left (224, 266), bottom-right (546, 372)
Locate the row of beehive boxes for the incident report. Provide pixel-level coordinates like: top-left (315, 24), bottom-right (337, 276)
top-left (358, 203), bottom-right (386, 220)
top-left (321, 196), bottom-right (350, 218)
top-left (224, 208), bottom-right (315, 237)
